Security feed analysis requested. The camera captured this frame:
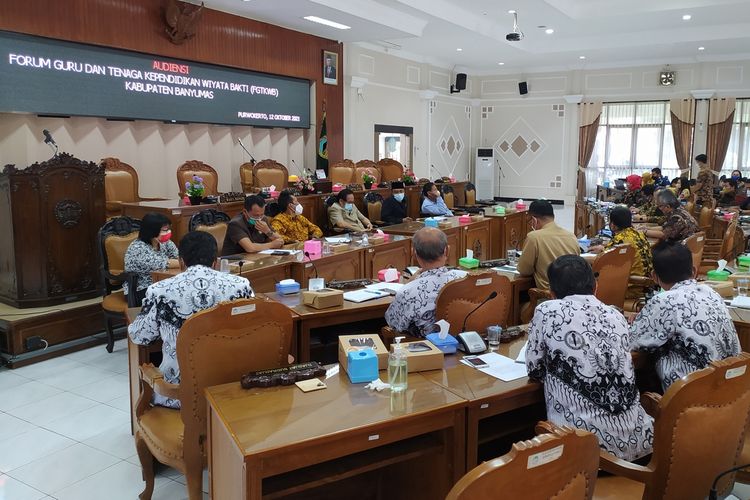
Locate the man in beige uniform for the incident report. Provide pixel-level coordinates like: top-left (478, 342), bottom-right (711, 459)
top-left (517, 199), bottom-right (580, 289)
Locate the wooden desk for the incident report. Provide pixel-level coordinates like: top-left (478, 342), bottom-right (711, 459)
top-left (728, 307), bottom-right (750, 351)
top-left (575, 202), bottom-right (607, 238)
top-left (421, 336), bottom-right (544, 469)
top-left (483, 208), bottom-right (529, 259)
top-left (265, 291), bottom-right (393, 363)
top-left (206, 371), bottom-right (467, 500)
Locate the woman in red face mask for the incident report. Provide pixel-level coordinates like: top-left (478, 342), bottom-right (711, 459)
top-left (124, 212), bottom-right (180, 306)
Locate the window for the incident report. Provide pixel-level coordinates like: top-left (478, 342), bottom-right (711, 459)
top-left (589, 102), bottom-right (680, 187)
top-left (721, 99), bottom-right (750, 177)
top-left (374, 124), bottom-right (413, 169)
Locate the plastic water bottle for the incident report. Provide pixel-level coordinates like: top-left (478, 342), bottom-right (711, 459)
top-left (360, 232), bottom-right (369, 246)
top-left (388, 336), bottom-right (408, 392)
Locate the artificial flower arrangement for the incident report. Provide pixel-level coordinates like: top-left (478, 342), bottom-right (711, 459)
top-left (402, 170), bottom-right (416, 185)
top-left (185, 175), bottom-right (205, 197)
top-left (295, 174), bottom-right (316, 193)
top-left (362, 169), bottom-right (376, 186)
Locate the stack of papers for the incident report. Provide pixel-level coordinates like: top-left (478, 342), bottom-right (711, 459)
top-left (325, 236), bottom-right (349, 243)
top-left (343, 289), bottom-right (390, 303)
top-left (467, 352), bottom-right (528, 381)
top-left (493, 265), bottom-right (520, 275)
top-left (365, 282), bottom-right (405, 293)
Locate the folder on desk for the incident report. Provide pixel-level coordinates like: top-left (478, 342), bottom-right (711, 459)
top-left (343, 289), bottom-right (390, 303)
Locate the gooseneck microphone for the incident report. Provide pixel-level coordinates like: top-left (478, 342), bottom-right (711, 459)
top-left (304, 251), bottom-right (319, 279)
top-left (461, 291), bottom-right (498, 333)
top-left (237, 137), bottom-right (256, 163)
top-left (42, 129), bottom-right (58, 156)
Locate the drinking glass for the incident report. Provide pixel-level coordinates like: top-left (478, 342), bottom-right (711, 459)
top-left (738, 278), bottom-right (749, 297)
top-left (487, 325), bottom-right (502, 348)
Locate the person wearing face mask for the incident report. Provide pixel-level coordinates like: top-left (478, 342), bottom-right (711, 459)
top-left (420, 182), bottom-right (453, 216)
top-left (516, 199), bottom-right (580, 290)
top-left (642, 189), bottom-right (699, 242)
top-left (222, 194), bottom-right (285, 255)
top-left (381, 181), bottom-right (413, 225)
top-left (328, 188), bottom-right (373, 232)
top-left (123, 212), bottom-right (180, 306)
top-left (270, 190), bottom-right (323, 243)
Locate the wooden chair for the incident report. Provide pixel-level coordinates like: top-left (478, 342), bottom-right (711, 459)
top-left (465, 182), bottom-right (477, 205)
top-left (239, 161), bottom-right (255, 192)
top-left (189, 209), bottom-right (230, 255)
top-left (594, 353), bottom-right (750, 500)
top-left (176, 160), bottom-right (218, 197)
top-left (253, 159), bottom-right (288, 190)
top-left (102, 158), bottom-right (163, 218)
top-left (521, 288), bottom-right (553, 324)
top-left (435, 273), bottom-right (512, 334)
top-left (98, 216), bottom-right (141, 353)
top-left (702, 215), bottom-right (738, 271)
top-left (134, 298), bottom-right (294, 500)
top-left (682, 231), bottom-right (705, 276)
top-left (697, 199), bottom-right (717, 235)
top-left (355, 160), bottom-right (381, 186)
top-left (364, 191), bottom-right (385, 226)
top-left (329, 159), bottom-right (356, 185)
top-left (324, 195), bottom-right (349, 235)
top-left (447, 425), bottom-right (600, 500)
top-left (376, 158), bottom-right (403, 182)
top-left (441, 184), bottom-right (456, 209)
top-left (591, 244), bottom-right (635, 310)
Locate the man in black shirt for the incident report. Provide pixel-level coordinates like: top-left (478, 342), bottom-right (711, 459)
top-left (381, 181), bottom-right (412, 225)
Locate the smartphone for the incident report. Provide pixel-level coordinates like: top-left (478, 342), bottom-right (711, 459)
top-left (463, 356), bottom-right (489, 368)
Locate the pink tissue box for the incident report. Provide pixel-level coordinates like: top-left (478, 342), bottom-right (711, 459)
top-left (332, 184), bottom-right (343, 193)
top-left (269, 190), bottom-right (279, 199)
top-left (516, 203), bottom-right (526, 210)
top-left (378, 268), bottom-right (400, 283)
top-left (303, 240), bottom-right (322, 257)
top-left (458, 215), bottom-right (472, 224)
top-left (723, 213), bottom-right (734, 220)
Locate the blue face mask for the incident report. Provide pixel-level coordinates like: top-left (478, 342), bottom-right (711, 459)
top-left (732, 175), bottom-right (741, 181)
top-left (394, 193), bottom-right (405, 202)
top-left (344, 203), bottom-right (353, 211)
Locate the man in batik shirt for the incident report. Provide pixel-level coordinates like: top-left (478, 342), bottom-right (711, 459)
top-left (643, 190), bottom-right (699, 242)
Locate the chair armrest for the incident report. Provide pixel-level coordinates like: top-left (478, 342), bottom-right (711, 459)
top-left (139, 363), bottom-right (180, 400)
top-left (599, 450), bottom-right (653, 483)
top-left (534, 420), bottom-right (562, 435)
top-left (105, 201), bottom-right (123, 211)
top-left (629, 275), bottom-right (655, 287)
top-left (528, 288), bottom-right (553, 302)
top-left (640, 392), bottom-right (662, 418)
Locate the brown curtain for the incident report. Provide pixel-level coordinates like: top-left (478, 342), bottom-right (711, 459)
top-left (707, 97), bottom-right (736, 174)
top-left (670, 98), bottom-right (695, 175)
top-left (577, 102), bottom-right (603, 200)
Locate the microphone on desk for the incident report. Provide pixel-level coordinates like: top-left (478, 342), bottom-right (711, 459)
top-left (237, 137), bottom-right (256, 163)
top-left (456, 291), bottom-right (498, 354)
top-left (42, 129), bottom-right (58, 156)
top-left (291, 159), bottom-right (307, 179)
top-left (461, 291), bottom-right (498, 333)
top-left (303, 251), bottom-right (319, 279)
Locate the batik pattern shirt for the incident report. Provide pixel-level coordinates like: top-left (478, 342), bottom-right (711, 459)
top-left (695, 169), bottom-right (715, 205)
top-left (605, 227), bottom-right (653, 279)
top-left (128, 265), bottom-right (253, 408)
top-left (629, 279), bottom-right (740, 391)
top-left (271, 212), bottom-right (323, 243)
top-left (124, 239), bottom-right (179, 293)
top-left (384, 267), bottom-right (467, 336)
top-left (526, 295), bottom-right (654, 460)
top-left (661, 207), bottom-right (699, 242)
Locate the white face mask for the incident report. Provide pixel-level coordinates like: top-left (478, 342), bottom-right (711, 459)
top-left (294, 203), bottom-right (304, 215)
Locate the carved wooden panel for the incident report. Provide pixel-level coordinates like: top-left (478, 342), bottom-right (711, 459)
top-left (364, 240), bottom-right (410, 279)
top-left (464, 220), bottom-right (490, 261)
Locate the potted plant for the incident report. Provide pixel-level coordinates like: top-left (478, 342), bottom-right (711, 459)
top-left (295, 174), bottom-right (316, 195)
top-left (402, 170), bottom-right (416, 186)
top-left (185, 175), bottom-right (205, 205)
top-left (362, 169), bottom-right (376, 190)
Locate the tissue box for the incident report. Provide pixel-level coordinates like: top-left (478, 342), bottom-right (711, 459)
top-left (729, 273), bottom-right (750, 285)
top-left (400, 340), bottom-right (444, 372)
top-left (737, 255), bottom-right (750, 269)
top-left (269, 190), bottom-right (279, 199)
top-left (346, 349), bottom-right (379, 383)
top-left (470, 214), bottom-right (484, 222)
top-left (303, 240), bottom-right (322, 257)
top-left (378, 268), bottom-right (400, 283)
top-left (459, 257), bottom-right (480, 269)
top-left (438, 220), bottom-right (453, 229)
top-left (707, 270), bottom-right (730, 281)
top-left (302, 288), bottom-right (343, 309)
top-left (425, 333), bottom-right (459, 354)
top-left (330, 243), bottom-right (350, 254)
top-left (458, 215), bottom-right (472, 224)
top-left (338, 334), bottom-right (388, 371)
top-left (704, 280), bottom-right (734, 298)
top-left (275, 280), bottom-right (300, 295)
top-left (332, 184), bottom-right (343, 193)
top-left (424, 218), bottom-right (439, 228)
top-left (494, 206), bottom-right (506, 215)
top-left (368, 235), bottom-right (385, 245)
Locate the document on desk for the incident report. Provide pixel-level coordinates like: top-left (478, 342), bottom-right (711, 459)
top-left (365, 282), bottom-right (405, 293)
top-left (258, 249), bottom-right (301, 255)
top-left (492, 266), bottom-right (520, 275)
top-left (343, 289), bottom-right (390, 303)
top-left (731, 296), bottom-right (750, 309)
top-left (474, 352), bottom-right (528, 381)
top-left (325, 236), bottom-right (349, 243)
top-left (515, 341), bottom-right (528, 364)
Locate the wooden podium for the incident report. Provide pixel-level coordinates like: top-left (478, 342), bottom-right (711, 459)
top-left (0, 153), bottom-right (105, 308)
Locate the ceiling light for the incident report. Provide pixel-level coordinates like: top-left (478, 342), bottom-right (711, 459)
top-left (498, 62), bottom-right (505, 65)
top-left (456, 48), bottom-right (463, 52)
top-left (698, 46), bottom-right (705, 51)
top-left (545, 28), bottom-right (554, 34)
top-left (508, 10), bottom-right (516, 14)
top-left (303, 16), bottom-right (351, 30)
top-left (579, 55), bottom-right (586, 60)
top-left (682, 14), bottom-right (692, 21)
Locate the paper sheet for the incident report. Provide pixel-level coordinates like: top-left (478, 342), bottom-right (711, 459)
top-left (325, 236), bottom-right (350, 243)
top-left (475, 352), bottom-right (528, 381)
top-left (493, 266), bottom-right (520, 275)
top-left (258, 249), bottom-right (301, 255)
top-left (365, 282), bottom-right (406, 293)
top-left (515, 341), bottom-right (528, 364)
top-left (730, 296), bottom-right (750, 309)
top-left (343, 289), bottom-right (390, 303)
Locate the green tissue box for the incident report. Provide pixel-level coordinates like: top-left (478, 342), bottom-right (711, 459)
top-left (494, 206), bottom-right (506, 214)
top-left (459, 257), bottom-right (479, 269)
top-left (737, 255), bottom-right (750, 269)
top-left (707, 270), bottom-right (730, 281)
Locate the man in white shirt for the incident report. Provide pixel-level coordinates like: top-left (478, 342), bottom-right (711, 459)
top-left (526, 255), bottom-right (653, 461)
top-left (385, 227), bottom-right (466, 336)
top-left (630, 241), bottom-right (740, 391)
top-left (420, 182), bottom-right (453, 216)
top-left (129, 231), bottom-right (253, 408)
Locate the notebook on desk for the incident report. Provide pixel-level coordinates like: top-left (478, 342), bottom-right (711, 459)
top-left (343, 289), bottom-right (390, 303)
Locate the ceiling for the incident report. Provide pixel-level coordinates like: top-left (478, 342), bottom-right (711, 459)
top-left (205, 0), bottom-right (750, 74)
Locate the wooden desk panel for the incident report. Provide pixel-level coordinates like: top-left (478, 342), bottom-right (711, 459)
top-left (291, 248), bottom-right (363, 284)
top-left (206, 372), bottom-right (466, 500)
top-left (364, 238), bottom-right (411, 279)
top-left (463, 219), bottom-right (490, 261)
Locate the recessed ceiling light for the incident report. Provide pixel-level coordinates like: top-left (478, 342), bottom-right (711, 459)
top-left (456, 48), bottom-right (463, 52)
top-left (508, 10), bottom-right (516, 14)
top-left (545, 28), bottom-right (554, 34)
top-left (579, 55), bottom-right (586, 60)
top-left (698, 46), bottom-right (705, 51)
top-left (682, 14), bottom-right (692, 21)
top-left (498, 62), bottom-right (505, 65)
top-left (303, 15), bottom-right (351, 30)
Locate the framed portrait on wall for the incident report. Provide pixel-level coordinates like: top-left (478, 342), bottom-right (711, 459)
top-left (323, 50), bottom-right (338, 85)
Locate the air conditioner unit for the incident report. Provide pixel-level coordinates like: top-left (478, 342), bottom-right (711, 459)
top-left (474, 148), bottom-right (495, 199)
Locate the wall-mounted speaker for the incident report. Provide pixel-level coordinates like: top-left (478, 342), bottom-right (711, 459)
top-left (451, 73), bottom-right (468, 94)
top-left (518, 81), bottom-right (528, 95)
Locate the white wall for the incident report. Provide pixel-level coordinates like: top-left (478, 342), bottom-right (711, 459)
top-left (344, 44), bottom-right (750, 203)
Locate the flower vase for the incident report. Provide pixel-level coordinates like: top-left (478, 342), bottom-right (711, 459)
top-left (364, 182), bottom-right (372, 190)
top-left (188, 196), bottom-right (202, 206)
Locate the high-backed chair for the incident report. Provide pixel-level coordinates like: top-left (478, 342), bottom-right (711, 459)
top-left (134, 298), bottom-right (294, 500)
top-left (324, 195), bottom-right (348, 235)
top-left (592, 244), bottom-right (635, 310)
top-left (355, 160), bottom-right (381, 186)
top-left (465, 182), bottom-right (477, 206)
top-left (594, 353), bottom-right (750, 500)
top-left (435, 273), bottom-right (512, 334)
top-left (176, 160), bottom-right (219, 197)
top-left (682, 231), bottom-right (705, 275)
top-left (239, 161), bottom-right (255, 193)
top-left (441, 184), bottom-right (455, 209)
top-left (329, 159), bottom-right (356, 185)
top-left (98, 216), bottom-right (141, 353)
top-left (253, 159), bottom-right (288, 190)
top-left (702, 215), bottom-right (738, 271)
top-left (377, 158), bottom-right (404, 182)
top-left (102, 158), bottom-right (163, 218)
top-left (189, 209), bottom-right (231, 255)
top-left (364, 192), bottom-right (385, 226)
top-left (697, 199), bottom-right (717, 235)
top-left (447, 425), bottom-right (600, 500)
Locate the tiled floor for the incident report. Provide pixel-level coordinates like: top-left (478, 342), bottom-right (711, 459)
top-left (0, 203), bottom-right (747, 500)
